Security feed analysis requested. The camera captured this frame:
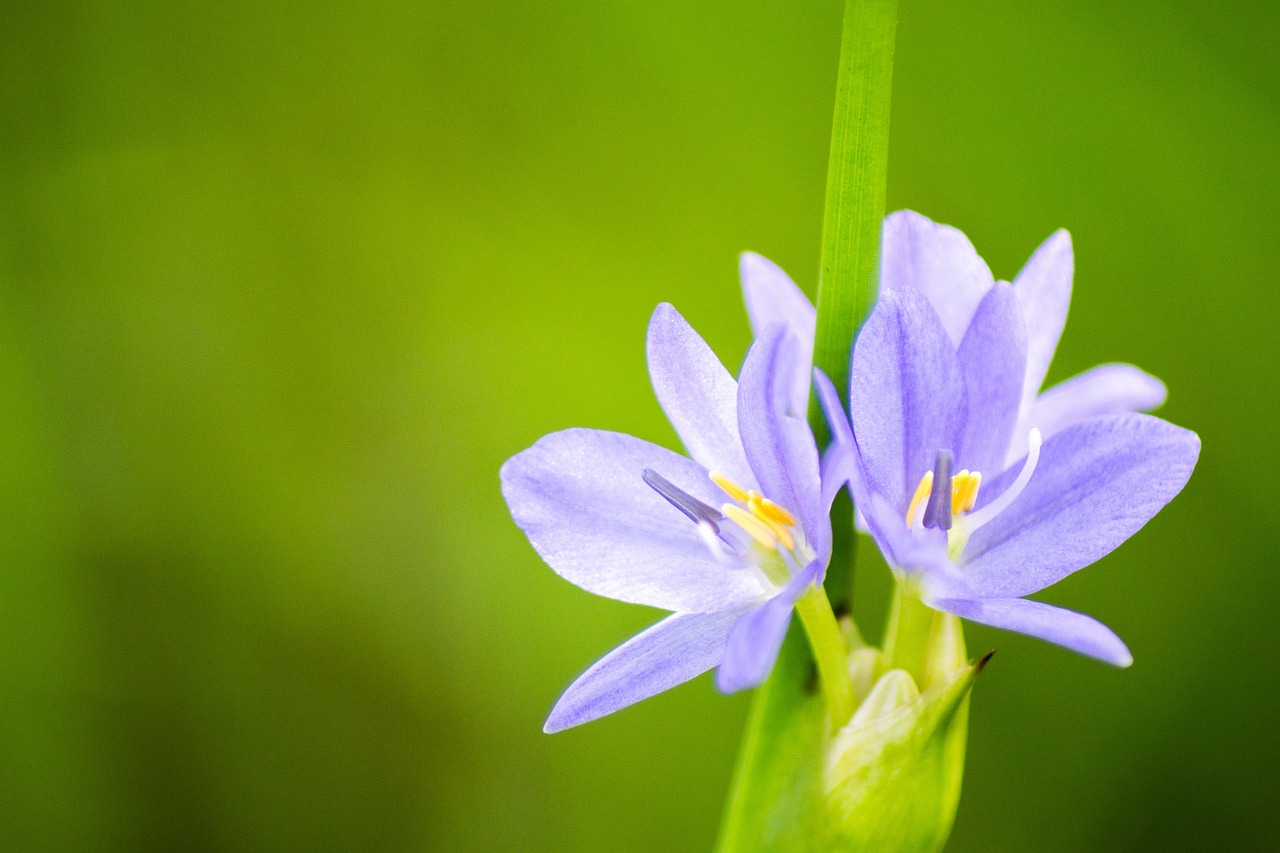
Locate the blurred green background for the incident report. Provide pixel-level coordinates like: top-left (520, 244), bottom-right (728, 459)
top-left (0, 0), bottom-right (1275, 849)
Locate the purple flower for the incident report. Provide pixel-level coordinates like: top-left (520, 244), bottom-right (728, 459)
top-left (833, 218), bottom-right (1200, 665)
top-left (501, 304), bottom-right (839, 732)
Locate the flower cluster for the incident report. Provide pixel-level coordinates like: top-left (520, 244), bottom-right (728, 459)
top-left (502, 211), bottom-right (1199, 730)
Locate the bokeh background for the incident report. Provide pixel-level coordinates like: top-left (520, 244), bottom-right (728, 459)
top-left (0, 0), bottom-right (1275, 849)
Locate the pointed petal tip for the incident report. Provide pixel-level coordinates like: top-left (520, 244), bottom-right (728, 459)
top-left (884, 208), bottom-right (939, 231)
top-left (542, 702), bottom-right (576, 734)
top-left (974, 649), bottom-right (996, 674)
top-left (647, 300), bottom-right (680, 329)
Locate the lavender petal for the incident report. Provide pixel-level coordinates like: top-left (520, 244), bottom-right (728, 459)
top-left (928, 595), bottom-right (1132, 667)
top-left (1013, 229), bottom-right (1073, 409)
top-left (880, 210), bottom-right (996, 346)
top-left (501, 428), bottom-right (768, 613)
top-left (716, 560), bottom-right (823, 693)
top-left (647, 303), bottom-right (755, 487)
top-left (544, 609), bottom-right (744, 732)
top-left (962, 413), bottom-right (1200, 598)
top-left (740, 252), bottom-right (816, 417)
top-left (1018, 363), bottom-right (1167, 452)
top-left (849, 288), bottom-right (968, 511)
top-left (957, 282), bottom-right (1027, 476)
top-left (737, 324), bottom-right (828, 559)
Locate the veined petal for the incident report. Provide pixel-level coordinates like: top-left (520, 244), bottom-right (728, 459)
top-left (647, 303), bottom-right (754, 487)
top-left (737, 324), bottom-right (827, 559)
top-left (544, 610), bottom-right (743, 732)
top-left (1013, 229), bottom-right (1073, 409)
top-left (849, 288), bottom-right (968, 511)
top-left (717, 560), bottom-right (823, 693)
top-left (857, 489), bottom-right (948, 576)
top-left (928, 596), bottom-right (1132, 667)
top-left (814, 368), bottom-right (854, 510)
top-left (880, 210), bottom-right (996, 347)
top-left (740, 252), bottom-right (816, 417)
top-left (962, 414), bottom-right (1200, 598)
top-left (1018, 363), bottom-right (1167, 450)
top-left (501, 429), bottom-right (768, 612)
top-left (957, 282), bottom-right (1028, 476)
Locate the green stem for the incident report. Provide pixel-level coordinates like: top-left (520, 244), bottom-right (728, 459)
top-left (716, 2), bottom-right (899, 848)
top-left (794, 584), bottom-right (855, 728)
top-left (883, 575), bottom-right (936, 686)
top-left (811, 0), bottom-right (898, 610)
top-left (813, 0), bottom-right (898, 409)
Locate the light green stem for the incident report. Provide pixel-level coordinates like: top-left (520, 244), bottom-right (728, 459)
top-left (812, 0), bottom-right (898, 409)
top-left (883, 575), bottom-right (936, 686)
top-left (811, 0), bottom-right (898, 611)
top-left (794, 584), bottom-right (855, 728)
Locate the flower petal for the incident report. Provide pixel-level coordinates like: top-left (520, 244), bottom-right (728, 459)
top-left (880, 210), bottom-right (995, 347)
top-left (737, 324), bottom-right (827, 558)
top-left (956, 281), bottom-right (1028, 476)
top-left (501, 428), bottom-right (768, 612)
top-left (961, 413), bottom-right (1200, 598)
top-left (647, 303), bottom-right (754, 487)
top-left (849, 288), bottom-right (968, 511)
top-left (857, 489), bottom-right (948, 576)
top-left (716, 559), bottom-right (823, 693)
top-left (814, 368), bottom-right (855, 510)
top-left (927, 596), bottom-right (1132, 667)
top-left (1019, 363), bottom-right (1167, 449)
top-left (1013, 229), bottom-right (1073, 408)
top-left (740, 252), bottom-right (816, 417)
top-left (544, 609), bottom-right (743, 732)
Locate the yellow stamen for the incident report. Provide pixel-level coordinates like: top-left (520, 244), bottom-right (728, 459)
top-left (709, 471), bottom-right (750, 503)
top-left (905, 470), bottom-right (934, 529)
top-left (753, 511), bottom-right (796, 551)
top-left (963, 471), bottom-right (981, 513)
top-left (722, 504), bottom-right (778, 548)
top-left (951, 470), bottom-right (971, 517)
top-left (757, 497), bottom-right (797, 528)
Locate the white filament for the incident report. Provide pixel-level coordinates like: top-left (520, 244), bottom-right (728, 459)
top-left (956, 428), bottom-right (1042, 536)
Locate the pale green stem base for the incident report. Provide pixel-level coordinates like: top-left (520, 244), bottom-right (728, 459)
top-left (794, 584), bottom-right (855, 729)
top-left (883, 575), bottom-right (937, 685)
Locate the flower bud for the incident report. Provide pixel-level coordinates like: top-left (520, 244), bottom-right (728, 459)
top-left (819, 613), bottom-right (987, 852)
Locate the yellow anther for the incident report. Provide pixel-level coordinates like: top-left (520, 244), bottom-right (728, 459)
top-left (952, 468), bottom-right (977, 514)
top-left (710, 471), bottom-right (750, 503)
top-left (757, 497), bottom-right (797, 528)
top-left (950, 470), bottom-right (970, 516)
top-left (722, 503), bottom-right (779, 549)
top-left (905, 470), bottom-right (934, 529)
top-left (963, 471), bottom-right (981, 513)
top-left (755, 512), bottom-right (796, 551)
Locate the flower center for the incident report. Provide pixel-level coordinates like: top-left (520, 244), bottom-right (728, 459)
top-left (903, 429), bottom-right (1042, 561)
top-left (709, 471), bottom-right (798, 551)
top-left (640, 467), bottom-right (807, 587)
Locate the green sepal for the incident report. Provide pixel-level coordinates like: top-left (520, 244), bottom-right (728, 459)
top-left (819, 615), bottom-right (988, 852)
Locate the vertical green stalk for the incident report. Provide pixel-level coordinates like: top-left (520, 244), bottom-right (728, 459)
top-left (794, 585), bottom-right (855, 726)
top-left (811, 0), bottom-right (898, 610)
top-left (717, 2), bottom-right (898, 850)
top-left (813, 0), bottom-right (897, 405)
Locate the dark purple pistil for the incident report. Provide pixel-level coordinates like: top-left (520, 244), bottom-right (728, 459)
top-left (642, 468), bottom-right (723, 533)
top-left (922, 449), bottom-right (953, 531)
